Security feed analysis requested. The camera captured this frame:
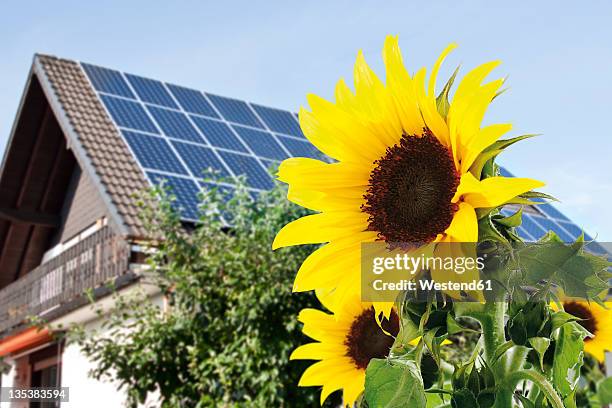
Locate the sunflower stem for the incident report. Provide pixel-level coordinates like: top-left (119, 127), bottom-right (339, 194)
top-left (495, 370), bottom-right (564, 408)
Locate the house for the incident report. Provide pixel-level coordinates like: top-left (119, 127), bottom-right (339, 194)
top-left (0, 54), bottom-right (607, 407)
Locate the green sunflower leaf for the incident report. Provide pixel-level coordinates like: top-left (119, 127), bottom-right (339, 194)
top-left (470, 134), bottom-right (539, 179)
top-left (495, 207), bottom-right (523, 228)
top-left (511, 238), bottom-right (611, 301)
top-left (552, 323), bottom-right (584, 400)
top-left (597, 377), bottom-right (612, 405)
top-left (483, 133), bottom-right (539, 154)
top-left (520, 191), bottom-right (559, 202)
top-left (528, 337), bottom-right (551, 371)
top-left (364, 358), bottom-right (427, 408)
top-left (436, 65), bottom-right (460, 119)
top-left (550, 310), bottom-right (580, 332)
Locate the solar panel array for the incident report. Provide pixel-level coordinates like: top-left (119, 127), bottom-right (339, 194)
top-left (81, 62), bottom-right (325, 221)
top-left (81, 61), bottom-right (606, 254)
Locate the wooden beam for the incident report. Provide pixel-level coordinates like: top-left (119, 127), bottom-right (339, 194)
top-left (0, 207), bottom-right (59, 228)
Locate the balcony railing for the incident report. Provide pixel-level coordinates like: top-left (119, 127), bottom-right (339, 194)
top-left (0, 226), bottom-right (131, 335)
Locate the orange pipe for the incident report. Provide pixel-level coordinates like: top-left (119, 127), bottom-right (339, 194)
top-left (0, 328), bottom-right (51, 357)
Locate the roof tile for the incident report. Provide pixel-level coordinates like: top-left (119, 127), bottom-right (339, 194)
top-left (37, 55), bottom-right (151, 238)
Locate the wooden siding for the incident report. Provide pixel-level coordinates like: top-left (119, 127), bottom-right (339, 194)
top-left (52, 167), bottom-right (108, 246)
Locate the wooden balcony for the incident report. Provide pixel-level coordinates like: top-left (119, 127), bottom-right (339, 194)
top-left (0, 226), bottom-right (132, 335)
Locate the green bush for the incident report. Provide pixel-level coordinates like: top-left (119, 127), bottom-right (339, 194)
top-left (70, 181), bottom-right (340, 407)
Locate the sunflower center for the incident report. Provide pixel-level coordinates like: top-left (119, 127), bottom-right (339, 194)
top-left (563, 302), bottom-right (598, 339)
top-left (362, 129), bottom-right (460, 246)
top-left (344, 307), bottom-right (400, 370)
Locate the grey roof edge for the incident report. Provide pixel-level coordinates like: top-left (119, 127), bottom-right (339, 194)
top-left (33, 54), bottom-right (131, 238)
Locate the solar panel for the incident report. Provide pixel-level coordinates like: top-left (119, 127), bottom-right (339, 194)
top-left (277, 135), bottom-right (323, 159)
top-left (531, 216), bottom-right (574, 242)
top-left (122, 130), bottom-right (188, 175)
top-left (206, 93), bottom-right (264, 128)
top-left (217, 151), bottom-right (274, 190)
top-left (231, 125), bottom-right (290, 161)
top-left (100, 95), bottom-right (159, 134)
top-left (81, 63), bottom-right (135, 99)
top-left (536, 203), bottom-right (571, 222)
top-left (125, 74), bottom-right (179, 109)
top-left (171, 141), bottom-right (230, 179)
top-left (81, 61), bottom-right (605, 251)
top-left (251, 104), bottom-right (304, 137)
top-left (146, 105), bottom-right (204, 143)
top-left (190, 116), bottom-right (248, 152)
top-left (147, 172), bottom-right (201, 220)
top-left (167, 84), bottom-right (219, 118)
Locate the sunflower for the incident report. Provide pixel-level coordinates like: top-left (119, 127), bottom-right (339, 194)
top-left (273, 35), bottom-right (544, 312)
top-left (562, 301), bottom-right (612, 363)
top-left (291, 291), bottom-right (399, 406)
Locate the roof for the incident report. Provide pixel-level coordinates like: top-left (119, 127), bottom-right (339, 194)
top-left (35, 55), bottom-right (149, 237)
top-left (1, 54), bottom-right (604, 253)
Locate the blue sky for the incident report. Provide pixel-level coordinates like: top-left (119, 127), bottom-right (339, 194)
top-left (1, 1), bottom-right (611, 239)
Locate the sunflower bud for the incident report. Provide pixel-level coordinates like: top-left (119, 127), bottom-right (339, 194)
top-left (451, 361), bottom-right (495, 408)
top-left (506, 301), bottom-right (552, 346)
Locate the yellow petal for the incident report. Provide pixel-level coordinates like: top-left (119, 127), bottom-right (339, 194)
top-left (299, 107), bottom-right (371, 163)
top-left (273, 212), bottom-right (369, 249)
top-left (293, 232), bottom-right (377, 292)
top-left (452, 60), bottom-right (502, 105)
top-left (285, 184), bottom-right (365, 213)
top-left (320, 366), bottom-right (364, 406)
top-left (450, 79), bottom-right (505, 163)
top-left (298, 309), bottom-right (350, 340)
top-left (342, 370), bottom-right (366, 407)
top-left (429, 43), bottom-right (458, 98)
top-left (354, 50), bottom-right (403, 147)
top-left (278, 158), bottom-right (371, 189)
top-left (444, 202), bottom-right (478, 242)
top-left (460, 123), bottom-right (512, 173)
top-left (298, 358), bottom-right (356, 387)
top-left (307, 93), bottom-right (388, 162)
top-left (290, 342), bottom-right (346, 360)
top-left (454, 172), bottom-right (545, 209)
top-left (414, 67), bottom-right (450, 147)
top-left (382, 35), bottom-right (424, 135)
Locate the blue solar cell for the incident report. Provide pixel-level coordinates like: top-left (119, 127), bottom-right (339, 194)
top-left (585, 241), bottom-right (610, 257)
top-left (259, 159), bottom-right (279, 173)
top-left (190, 116), bottom-right (247, 152)
top-left (516, 226), bottom-right (534, 241)
top-left (171, 141), bottom-right (230, 179)
top-left (217, 152), bottom-right (274, 190)
top-left (251, 104), bottom-right (304, 137)
top-left (146, 106), bottom-right (204, 143)
top-left (166, 84), bottom-right (219, 118)
top-left (557, 221), bottom-right (587, 240)
top-left (531, 216), bottom-right (574, 242)
top-left (277, 135), bottom-right (321, 159)
top-left (122, 131), bottom-right (187, 174)
top-left (232, 126), bottom-right (289, 160)
top-left (537, 203), bottom-right (571, 222)
top-left (207, 94), bottom-right (264, 128)
top-left (521, 214), bottom-right (547, 240)
top-left (81, 63), bottom-right (135, 99)
top-left (100, 95), bottom-right (159, 133)
top-left (147, 172), bottom-right (201, 220)
top-left (125, 74), bottom-right (178, 109)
